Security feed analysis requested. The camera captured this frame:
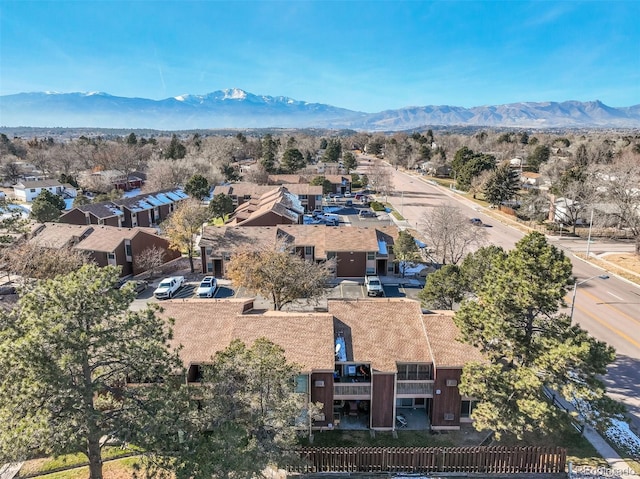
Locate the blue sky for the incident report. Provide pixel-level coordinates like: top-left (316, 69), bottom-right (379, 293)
top-left (1, 1), bottom-right (638, 111)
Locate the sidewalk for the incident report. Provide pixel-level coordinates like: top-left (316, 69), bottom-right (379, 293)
top-left (550, 392), bottom-right (638, 479)
top-left (0, 463), bottom-right (23, 479)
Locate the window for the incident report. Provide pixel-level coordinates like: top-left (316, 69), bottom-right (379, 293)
top-left (30, 188), bottom-right (36, 193)
top-left (327, 252), bottom-right (336, 260)
top-left (295, 374), bottom-right (309, 394)
top-left (367, 252), bottom-right (376, 260)
top-left (397, 363), bottom-right (432, 381)
top-left (206, 262), bottom-right (213, 272)
top-left (304, 246), bottom-right (313, 256)
top-left (299, 195), bottom-right (308, 200)
top-left (460, 400), bottom-right (478, 418)
top-left (366, 267), bottom-right (375, 275)
top-left (125, 244), bottom-right (132, 257)
top-left (223, 252), bottom-right (231, 261)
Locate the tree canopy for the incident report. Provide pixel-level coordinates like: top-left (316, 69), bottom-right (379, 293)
top-left (164, 134), bottom-right (187, 160)
top-left (209, 192), bottom-right (234, 222)
top-left (392, 230), bottom-right (422, 277)
top-left (226, 244), bottom-right (332, 310)
top-left (342, 151), bottom-right (357, 173)
top-left (30, 189), bottom-right (66, 222)
top-left (453, 232), bottom-right (619, 439)
top-left (162, 199), bottom-right (210, 273)
top-left (483, 163), bottom-right (520, 207)
top-left (0, 265), bottom-right (183, 479)
top-left (310, 176), bottom-right (332, 195)
top-left (184, 173), bottom-right (210, 200)
top-left (147, 338), bottom-right (311, 479)
top-left (418, 264), bottom-right (465, 310)
top-left (450, 147), bottom-right (496, 191)
top-left (281, 148), bottom-right (305, 173)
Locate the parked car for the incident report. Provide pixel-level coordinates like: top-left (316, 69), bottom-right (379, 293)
top-left (196, 276), bottom-right (217, 298)
top-left (364, 275), bottom-right (384, 297)
top-left (153, 276), bottom-right (185, 299)
top-left (120, 279), bottom-right (148, 295)
top-left (344, 192), bottom-right (352, 198)
top-left (359, 210), bottom-right (377, 218)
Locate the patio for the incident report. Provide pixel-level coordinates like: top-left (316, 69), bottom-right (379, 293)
top-left (332, 407), bottom-right (430, 431)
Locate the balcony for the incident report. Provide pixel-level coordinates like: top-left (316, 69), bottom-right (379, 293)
top-left (334, 382), bottom-right (371, 399)
top-left (396, 381), bottom-right (434, 396)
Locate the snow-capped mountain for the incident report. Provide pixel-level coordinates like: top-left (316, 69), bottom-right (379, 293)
top-left (1, 89), bottom-right (638, 130)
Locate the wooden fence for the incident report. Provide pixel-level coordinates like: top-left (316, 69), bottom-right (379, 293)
top-left (289, 446), bottom-right (567, 474)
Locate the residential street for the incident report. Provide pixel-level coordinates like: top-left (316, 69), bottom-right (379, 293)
top-left (369, 161), bottom-right (640, 434)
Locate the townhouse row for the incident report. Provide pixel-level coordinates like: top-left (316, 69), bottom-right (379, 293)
top-left (158, 298), bottom-right (484, 431)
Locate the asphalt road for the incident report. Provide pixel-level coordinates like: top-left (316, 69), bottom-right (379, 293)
top-left (368, 161), bottom-right (640, 433)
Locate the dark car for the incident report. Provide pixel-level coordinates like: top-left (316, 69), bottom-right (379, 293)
top-left (469, 218), bottom-right (483, 226)
top-left (118, 279), bottom-right (148, 295)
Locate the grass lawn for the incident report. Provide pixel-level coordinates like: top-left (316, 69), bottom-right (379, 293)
top-left (19, 447), bottom-right (141, 478)
top-left (24, 457), bottom-right (143, 479)
top-left (495, 428), bottom-right (608, 469)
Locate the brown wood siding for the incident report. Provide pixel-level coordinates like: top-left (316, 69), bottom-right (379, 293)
top-left (200, 246), bottom-right (208, 274)
top-left (121, 209), bottom-right (133, 228)
top-left (59, 209), bottom-right (88, 225)
top-left (307, 196), bottom-right (317, 211)
top-left (130, 232), bottom-right (180, 276)
top-left (370, 373), bottom-right (395, 429)
top-left (431, 368), bottom-right (462, 428)
top-left (134, 209), bottom-right (152, 227)
top-left (88, 251), bottom-right (108, 268)
top-left (103, 215), bottom-right (121, 227)
top-left (336, 251), bottom-right (366, 277)
top-left (310, 372), bottom-right (334, 428)
top-left (159, 204), bottom-right (172, 222)
top-left (114, 242), bottom-right (132, 276)
top-left (241, 212), bottom-right (296, 227)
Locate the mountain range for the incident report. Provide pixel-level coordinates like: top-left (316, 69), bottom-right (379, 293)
top-left (1, 88), bottom-right (639, 131)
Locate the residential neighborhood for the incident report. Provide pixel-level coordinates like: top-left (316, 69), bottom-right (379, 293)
top-left (0, 129), bottom-right (639, 478)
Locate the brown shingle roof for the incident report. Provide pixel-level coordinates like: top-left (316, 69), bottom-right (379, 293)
top-left (328, 299), bottom-right (433, 372)
top-left (199, 224), bottom-right (393, 259)
top-left (159, 299), bottom-right (335, 371)
top-left (29, 223), bottom-right (93, 249)
top-left (74, 225), bottom-right (157, 253)
top-left (422, 312), bottom-right (485, 367)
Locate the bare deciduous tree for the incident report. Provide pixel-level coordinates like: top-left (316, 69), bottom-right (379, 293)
top-left (595, 153), bottom-right (640, 254)
top-left (162, 199), bottom-right (210, 273)
top-left (419, 204), bottom-right (487, 265)
top-left (226, 239), bottom-right (334, 310)
top-left (135, 245), bottom-right (167, 279)
top-left (367, 160), bottom-right (394, 198)
top-left (1, 242), bottom-right (92, 281)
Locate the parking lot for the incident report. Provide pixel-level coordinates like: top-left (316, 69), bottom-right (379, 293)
top-left (131, 275), bottom-right (424, 312)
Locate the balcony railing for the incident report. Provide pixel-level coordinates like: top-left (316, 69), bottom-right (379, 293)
top-left (396, 381), bottom-right (434, 396)
top-left (334, 382), bottom-right (371, 399)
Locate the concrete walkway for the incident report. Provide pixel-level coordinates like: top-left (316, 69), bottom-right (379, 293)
top-left (0, 463), bottom-right (23, 479)
top-left (570, 425), bottom-right (638, 479)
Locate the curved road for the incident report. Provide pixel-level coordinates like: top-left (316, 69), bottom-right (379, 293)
top-left (360, 159), bottom-right (640, 432)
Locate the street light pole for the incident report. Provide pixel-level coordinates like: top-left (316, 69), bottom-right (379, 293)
top-left (586, 209), bottom-right (594, 258)
top-left (569, 274), bottom-right (609, 321)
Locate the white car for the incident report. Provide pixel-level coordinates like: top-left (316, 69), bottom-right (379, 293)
top-left (153, 276), bottom-right (185, 300)
top-left (196, 276), bottom-right (217, 298)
